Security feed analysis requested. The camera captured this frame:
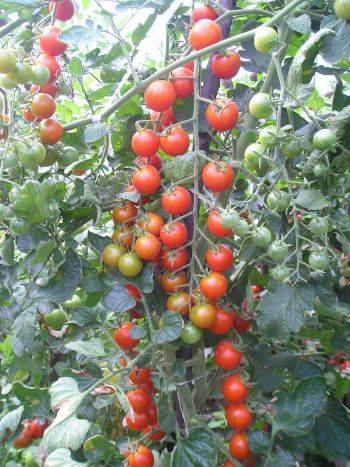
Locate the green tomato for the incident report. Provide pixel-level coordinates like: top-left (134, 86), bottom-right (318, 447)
top-left (252, 227), bottom-right (272, 248)
top-left (39, 146), bottom-right (59, 167)
top-left (7, 62), bottom-right (33, 84)
top-left (266, 191), bottom-right (291, 212)
top-left (313, 163), bottom-right (327, 178)
top-left (234, 219), bottom-right (250, 237)
top-left (18, 141), bottom-right (46, 169)
top-left (10, 218), bottom-right (30, 235)
top-left (181, 323), bottom-right (202, 344)
top-left (235, 178), bottom-right (249, 191)
top-left (268, 240), bottom-right (289, 261)
top-left (44, 309), bottom-right (66, 330)
top-left (0, 49), bottom-right (17, 74)
top-left (3, 151), bottom-right (19, 169)
top-left (220, 210), bottom-right (240, 229)
top-left (249, 93), bottom-right (273, 119)
top-left (309, 216), bottom-right (329, 236)
top-left (254, 27), bottom-right (278, 54)
top-left (31, 64), bottom-right (50, 86)
top-left (0, 204), bottom-right (14, 221)
top-left (312, 129), bottom-right (337, 151)
top-left (271, 265), bottom-right (290, 282)
top-left (281, 139), bottom-right (303, 158)
top-left (308, 249), bottom-right (329, 270)
top-left (258, 125), bottom-right (279, 148)
top-left (58, 146), bottom-right (79, 167)
top-left (244, 143), bottom-right (264, 170)
top-left (0, 74), bottom-right (15, 89)
top-left (118, 252), bottom-right (143, 277)
top-left (64, 294), bottom-right (82, 309)
top-left (334, 0), bottom-right (350, 20)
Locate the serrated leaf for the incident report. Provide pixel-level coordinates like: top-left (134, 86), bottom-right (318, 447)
top-left (65, 338), bottom-right (106, 357)
top-left (171, 427), bottom-right (217, 467)
top-left (320, 15), bottom-right (350, 64)
top-left (88, 230), bottom-right (110, 256)
top-left (84, 123), bottom-right (108, 143)
top-left (83, 435), bottom-right (117, 462)
top-left (44, 448), bottom-right (87, 466)
top-left (295, 188), bottom-right (330, 210)
top-left (249, 430), bottom-right (269, 454)
top-left (163, 152), bottom-right (204, 183)
top-left (153, 311), bottom-right (182, 344)
top-left (30, 239), bottom-right (56, 266)
top-left (1, 235), bottom-right (14, 266)
top-left (12, 382), bottom-right (51, 418)
top-left (12, 308), bottom-right (37, 356)
top-left (102, 284), bottom-right (136, 312)
top-left (0, 406), bottom-right (23, 441)
top-left (130, 325), bottom-right (147, 339)
top-left (287, 14), bottom-right (312, 34)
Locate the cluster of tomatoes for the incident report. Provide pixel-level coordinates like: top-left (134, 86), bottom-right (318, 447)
top-left (12, 418), bottom-right (48, 449)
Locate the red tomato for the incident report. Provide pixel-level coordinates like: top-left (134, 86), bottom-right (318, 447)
top-left (39, 26), bottom-right (67, 56)
top-left (132, 129), bottom-right (159, 157)
top-left (251, 284), bottom-right (264, 294)
top-left (39, 118), bottom-right (63, 144)
top-left (27, 418), bottom-right (49, 438)
top-left (233, 313), bottom-right (251, 334)
top-left (226, 403), bottom-right (252, 430)
top-left (125, 411), bottom-right (151, 431)
top-left (135, 233), bottom-right (161, 261)
top-left (199, 271), bottom-right (228, 299)
top-left (222, 374), bottom-right (249, 403)
top-left (223, 460), bottom-right (236, 467)
top-left (214, 339), bottom-right (241, 369)
top-left (171, 67), bottom-right (194, 98)
top-left (184, 60), bottom-right (194, 71)
top-left (31, 93), bottom-right (56, 119)
top-left (132, 165), bottom-right (161, 195)
top-left (160, 221), bottom-right (188, 248)
top-left (144, 80), bottom-right (176, 112)
top-left (159, 126), bottom-right (190, 156)
top-left (191, 4), bottom-right (218, 23)
top-left (161, 185), bottom-right (191, 215)
top-left (49, 0), bottom-right (75, 21)
top-left (190, 303), bottom-right (217, 328)
top-left (209, 308), bottom-right (234, 334)
top-left (22, 107), bottom-right (37, 122)
top-left (160, 270), bottom-right (187, 293)
top-left (143, 423), bottom-right (165, 441)
top-left (112, 202), bottom-right (137, 227)
top-left (125, 284), bottom-right (141, 302)
top-left (114, 322), bottom-right (140, 350)
top-left (147, 402), bottom-right (158, 422)
top-left (127, 444), bottom-right (154, 467)
top-left (37, 54), bottom-right (61, 83)
top-left (150, 107), bottom-right (177, 130)
top-left (206, 100), bottom-right (239, 132)
top-left (162, 247), bottom-right (188, 270)
top-left (211, 51), bottom-right (241, 79)
top-left (166, 291), bottom-right (191, 315)
top-left (205, 244), bottom-right (233, 272)
top-left (127, 387), bottom-right (152, 411)
top-left (129, 367), bottom-right (151, 385)
top-left (135, 153), bottom-right (162, 171)
top-left (12, 428), bottom-right (32, 448)
top-left (112, 227), bottom-right (134, 250)
top-left (31, 82), bottom-right (57, 98)
top-left (138, 212), bottom-right (165, 237)
top-left (189, 19), bottom-right (222, 50)
top-left (207, 210), bottom-right (233, 237)
top-left (202, 161), bottom-right (235, 192)
top-left (229, 431), bottom-right (251, 461)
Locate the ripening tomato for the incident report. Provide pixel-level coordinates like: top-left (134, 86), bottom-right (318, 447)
top-left (112, 202), bottom-right (137, 227)
top-left (207, 210), bottom-right (233, 237)
top-left (147, 401), bottom-right (157, 421)
top-left (127, 444), bottom-right (154, 466)
top-left (171, 67), bottom-right (194, 98)
top-left (209, 308), bottom-right (234, 334)
top-left (160, 221), bottom-right (188, 248)
top-left (162, 247), bottom-right (188, 271)
top-left (118, 252), bottom-right (143, 277)
top-left (202, 161), bottom-right (235, 192)
top-left (37, 54), bottom-right (61, 82)
top-left (189, 19), bottom-right (222, 51)
top-left (125, 284), bottom-right (141, 303)
top-left (211, 51), bottom-right (241, 79)
top-left (143, 423), bottom-right (166, 441)
top-left (206, 100), bottom-right (239, 132)
top-left (138, 212), bottom-right (165, 237)
top-left (112, 227), bottom-right (134, 249)
top-left (190, 303), bottom-right (217, 328)
top-left (135, 153), bottom-right (162, 171)
top-left (12, 428), bottom-right (32, 448)
top-left (254, 26), bottom-right (278, 54)
top-left (225, 403), bottom-right (252, 430)
top-left (144, 80), bottom-right (177, 112)
top-left (222, 374), bottom-right (249, 403)
top-left (132, 165), bottom-right (161, 196)
top-left (199, 272), bottom-right (228, 299)
top-left (135, 233), bottom-right (161, 261)
top-left (159, 126), bottom-right (190, 156)
top-left (229, 432), bottom-right (251, 461)
top-left (166, 291), bottom-right (191, 315)
top-left (39, 118), bottom-right (63, 144)
top-left (49, 0), bottom-right (75, 21)
top-left (22, 107), bottom-right (37, 122)
top-left (161, 185), bottom-right (191, 215)
top-left (27, 418), bottom-right (48, 438)
top-left (125, 411), bottom-right (151, 431)
top-left (40, 26), bottom-right (67, 56)
top-left (127, 387), bottom-right (152, 411)
top-left (251, 284), bottom-right (263, 294)
top-left (132, 129), bottom-right (159, 157)
top-left (205, 244), bottom-right (233, 272)
top-left (214, 340), bottom-right (241, 370)
top-left (160, 270), bottom-right (187, 293)
top-left (129, 367), bottom-right (151, 384)
top-left (102, 244), bottom-right (126, 269)
top-left (150, 107), bottom-right (177, 130)
top-left (191, 4), bottom-right (218, 23)
top-left (233, 312), bottom-right (251, 334)
top-left (31, 93), bottom-right (56, 119)
top-left (31, 82), bottom-right (57, 98)
top-left (114, 322), bottom-right (140, 350)
top-left (0, 49), bottom-right (17, 74)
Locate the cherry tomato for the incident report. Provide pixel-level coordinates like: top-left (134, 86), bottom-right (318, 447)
top-left (7, 62), bottom-right (32, 84)
top-left (150, 107), bottom-right (177, 130)
top-left (49, 0), bottom-right (75, 21)
top-left (229, 431), bottom-right (251, 461)
top-left (72, 168), bottom-right (86, 176)
top-left (334, 0), bottom-right (350, 19)
top-left (226, 403), bottom-right (252, 430)
top-left (181, 322), bottom-right (202, 344)
top-left (114, 322), bottom-right (140, 350)
top-left (205, 244), bottom-right (233, 272)
top-left (190, 303), bottom-right (217, 328)
top-left (160, 271), bottom-right (187, 293)
top-left (125, 284), bottom-right (141, 304)
top-left (27, 418), bottom-right (48, 438)
top-left (118, 252), bottom-right (143, 277)
top-left (251, 227), bottom-right (272, 248)
top-left (266, 191), bottom-right (291, 212)
top-left (214, 339), bottom-right (241, 370)
top-left (206, 100), bottom-right (238, 132)
top-left (162, 247), bottom-right (188, 271)
top-left (143, 423), bottom-right (165, 441)
top-left (223, 460), bottom-right (236, 467)
top-left (171, 67), bottom-right (194, 98)
top-left (31, 93), bottom-right (56, 119)
top-left (254, 27), bottom-right (278, 54)
top-left (127, 387), bottom-right (152, 411)
top-left (132, 129), bottom-right (159, 157)
top-left (125, 411), bottom-right (151, 431)
top-left (39, 118), bottom-right (63, 145)
top-left (22, 107), bottom-right (37, 122)
top-left (233, 313), bottom-right (251, 335)
top-left (17, 141), bottom-right (46, 169)
top-left (0, 49), bottom-right (17, 74)
top-left (189, 19), bottom-right (222, 51)
top-left (166, 291), bottom-right (191, 315)
top-left (135, 233), bottom-right (161, 261)
top-left (211, 51), bottom-right (241, 79)
top-left (309, 216), bottom-right (328, 236)
top-left (202, 161), bottom-right (234, 192)
top-left (222, 374), bottom-right (249, 403)
top-left (39, 26), bottom-right (67, 56)
top-left (37, 54), bottom-right (61, 83)
top-left (112, 227), bottom-right (134, 249)
top-left (31, 64), bottom-right (51, 86)
top-left (129, 367), bottom-right (151, 385)
top-left (308, 249), bottom-right (329, 270)
top-left (160, 221), bottom-right (188, 249)
top-left (12, 428), bottom-right (32, 448)
top-left (135, 153), bottom-right (162, 171)
top-left (44, 309), bottom-right (66, 330)
top-left (127, 444), bottom-right (154, 466)
top-left (102, 244), bottom-right (126, 269)
top-left (207, 210), bottom-right (233, 237)
top-left (258, 125), bottom-right (278, 148)
top-left (138, 212), bottom-right (165, 237)
top-left (244, 143), bottom-right (264, 171)
top-left (267, 240), bottom-right (289, 261)
top-left (313, 128), bottom-right (337, 151)
top-left (199, 272), bottom-right (228, 299)
top-left (249, 92), bottom-right (272, 119)
top-left (31, 82), bottom-right (57, 98)
top-left (251, 284), bottom-right (263, 294)
top-left (161, 185), bottom-right (191, 215)
top-left (184, 61), bottom-right (195, 71)
top-left (112, 202), bottom-right (137, 227)
top-left (209, 308), bottom-right (234, 334)
top-left (159, 126), bottom-right (190, 156)
top-left (144, 80), bottom-right (176, 112)
top-left (191, 4), bottom-right (218, 23)
top-left (132, 165), bottom-right (161, 196)
top-left (147, 402), bottom-right (158, 421)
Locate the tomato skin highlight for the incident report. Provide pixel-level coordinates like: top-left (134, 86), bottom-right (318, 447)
top-left (144, 80), bottom-right (176, 112)
top-left (125, 411), bottom-right (151, 431)
top-left (161, 185), bottom-right (191, 215)
top-left (211, 51), bottom-right (241, 79)
top-left (114, 322), bottom-right (140, 350)
top-left (209, 307), bottom-right (234, 334)
top-left (127, 387), bottom-right (152, 411)
top-left (206, 100), bottom-right (239, 132)
top-left (132, 129), bottom-right (159, 157)
top-left (202, 161), bottom-right (235, 192)
top-left (127, 444), bottom-right (154, 466)
top-left (214, 339), bottom-right (241, 370)
top-left (27, 418), bottom-right (49, 438)
top-left (222, 374), bottom-right (249, 403)
top-left (138, 212), bottom-right (165, 237)
top-left (40, 26), bottom-right (67, 56)
top-left (112, 202), bottom-right (137, 227)
top-left (189, 19), bottom-right (222, 51)
top-left (159, 126), bottom-right (190, 156)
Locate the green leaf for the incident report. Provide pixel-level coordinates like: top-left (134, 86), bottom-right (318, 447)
top-left (88, 230), bottom-right (110, 256)
top-left (163, 152), bottom-right (204, 184)
top-left (60, 26), bottom-right (100, 47)
top-left (287, 14), bottom-right (312, 34)
top-left (45, 448), bottom-right (87, 466)
top-left (12, 308), bottom-right (37, 356)
top-left (83, 435), bottom-right (118, 462)
top-left (65, 338), bottom-right (106, 357)
top-left (273, 376), bottom-right (328, 437)
top-left (153, 311), bottom-right (182, 344)
top-left (84, 123), bottom-right (109, 143)
top-left (12, 382), bottom-right (51, 418)
top-left (320, 15), bottom-right (350, 64)
top-left (71, 306), bottom-right (100, 325)
top-left (102, 284), bottom-right (136, 312)
top-left (158, 394), bottom-right (176, 433)
top-left (0, 406), bottom-right (23, 441)
top-left (249, 430), bottom-right (269, 454)
top-left (2, 0), bottom-right (41, 6)
top-left (69, 57), bottom-right (83, 76)
top-left (1, 235), bottom-right (14, 266)
top-left (257, 284), bottom-right (314, 341)
top-left (296, 188), bottom-right (331, 210)
top-left (171, 427), bottom-right (218, 467)
top-left (30, 239), bottom-right (56, 266)
top-left (269, 449), bottom-right (295, 467)
top-left (132, 12), bottom-right (157, 46)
